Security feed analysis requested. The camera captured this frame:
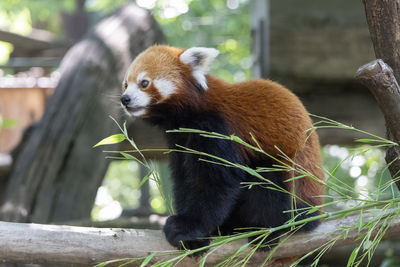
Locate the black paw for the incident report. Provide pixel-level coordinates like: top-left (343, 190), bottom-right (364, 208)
top-left (163, 215), bottom-right (210, 251)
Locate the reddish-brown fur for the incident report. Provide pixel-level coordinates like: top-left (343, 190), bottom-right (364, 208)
top-left (204, 76), bottom-right (325, 206)
top-left (125, 45), bottom-right (325, 206)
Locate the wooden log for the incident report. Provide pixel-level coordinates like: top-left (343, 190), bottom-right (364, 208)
top-left (0, 4), bottom-right (165, 223)
top-left (0, 212), bottom-right (399, 266)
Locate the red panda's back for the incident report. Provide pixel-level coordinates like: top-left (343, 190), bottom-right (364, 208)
top-left (205, 76), bottom-right (325, 206)
top-left (206, 77), bottom-right (313, 158)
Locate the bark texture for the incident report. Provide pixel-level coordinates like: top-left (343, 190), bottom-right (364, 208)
top-left (0, 4), bottom-right (165, 223)
top-left (0, 212), bottom-right (399, 266)
top-left (359, 0), bottom-right (400, 189)
top-left (362, 0), bottom-right (400, 82)
top-left (356, 60), bottom-right (400, 189)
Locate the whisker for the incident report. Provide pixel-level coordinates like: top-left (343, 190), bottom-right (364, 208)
top-left (102, 93), bottom-right (122, 98)
top-left (107, 99), bottom-right (121, 104)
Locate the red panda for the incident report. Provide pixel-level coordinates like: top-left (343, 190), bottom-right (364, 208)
top-left (120, 45), bottom-right (325, 250)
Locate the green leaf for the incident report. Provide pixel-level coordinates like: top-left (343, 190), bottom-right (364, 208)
top-left (1, 119), bottom-right (17, 128)
top-left (120, 152), bottom-right (136, 160)
top-left (230, 135), bottom-right (244, 143)
top-left (347, 247), bottom-right (360, 266)
top-left (93, 134), bottom-right (126, 147)
top-left (343, 228), bottom-right (350, 239)
top-left (199, 253), bottom-right (209, 267)
top-left (140, 253), bottom-right (155, 267)
top-left (307, 206), bottom-right (320, 214)
top-left (139, 171), bottom-right (152, 187)
top-left (355, 138), bottom-right (376, 144)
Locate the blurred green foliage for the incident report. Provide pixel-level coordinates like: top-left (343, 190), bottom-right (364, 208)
top-left (152, 0), bottom-right (252, 82)
top-left (92, 160), bottom-right (170, 220)
top-left (323, 145), bottom-right (394, 212)
top-left (0, 0), bottom-right (77, 35)
top-left (0, 0), bottom-right (251, 82)
top-left (0, 114), bottom-right (17, 130)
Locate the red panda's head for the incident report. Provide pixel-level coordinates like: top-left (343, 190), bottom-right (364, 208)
top-left (120, 45), bottom-right (219, 117)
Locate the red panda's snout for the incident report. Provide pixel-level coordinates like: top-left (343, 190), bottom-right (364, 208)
top-left (120, 70), bottom-right (179, 117)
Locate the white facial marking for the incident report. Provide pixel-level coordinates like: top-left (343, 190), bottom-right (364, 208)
top-left (137, 71), bottom-right (147, 83)
top-left (154, 78), bottom-right (177, 98)
top-left (180, 47), bottom-right (219, 90)
top-left (132, 109), bottom-right (147, 117)
top-left (122, 82), bottom-right (151, 116)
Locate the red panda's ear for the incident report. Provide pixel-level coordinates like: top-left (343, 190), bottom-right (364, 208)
top-left (179, 47), bottom-right (219, 90)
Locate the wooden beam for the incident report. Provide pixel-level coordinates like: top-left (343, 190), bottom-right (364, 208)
top-left (0, 57), bottom-right (61, 68)
top-left (0, 29), bottom-right (63, 51)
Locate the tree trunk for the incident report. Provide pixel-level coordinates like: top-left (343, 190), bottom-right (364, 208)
top-left (360, 0), bottom-right (400, 189)
top-left (61, 0), bottom-right (89, 44)
top-left (0, 4), bottom-right (165, 223)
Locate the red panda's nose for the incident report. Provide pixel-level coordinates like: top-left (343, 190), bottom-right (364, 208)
top-left (120, 95), bottom-right (131, 106)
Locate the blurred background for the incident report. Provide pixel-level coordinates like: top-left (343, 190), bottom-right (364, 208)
top-left (0, 1), bottom-right (397, 266)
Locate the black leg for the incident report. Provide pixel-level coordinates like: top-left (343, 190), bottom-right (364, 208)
top-left (164, 130), bottom-right (244, 249)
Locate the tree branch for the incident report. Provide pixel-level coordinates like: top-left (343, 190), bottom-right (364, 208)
top-left (1, 212), bottom-right (400, 266)
top-left (356, 60), bottom-right (400, 189)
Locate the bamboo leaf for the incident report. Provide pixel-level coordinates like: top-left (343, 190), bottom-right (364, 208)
top-left (355, 138), bottom-right (381, 144)
top-left (140, 253), bottom-right (155, 267)
top-left (199, 253), bottom-right (209, 267)
top-left (139, 171), bottom-right (152, 187)
top-left (120, 152), bottom-right (136, 160)
top-left (1, 119), bottom-right (17, 128)
top-left (347, 247), bottom-right (360, 266)
top-left (93, 134), bottom-right (126, 147)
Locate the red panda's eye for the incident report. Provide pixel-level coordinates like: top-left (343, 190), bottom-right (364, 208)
top-left (140, 80), bottom-right (149, 89)
top-left (122, 81), bottom-right (128, 90)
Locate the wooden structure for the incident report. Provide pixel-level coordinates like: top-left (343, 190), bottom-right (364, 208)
top-left (0, 76), bottom-right (55, 153)
top-left (268, 0), bottom-right (383, 143)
